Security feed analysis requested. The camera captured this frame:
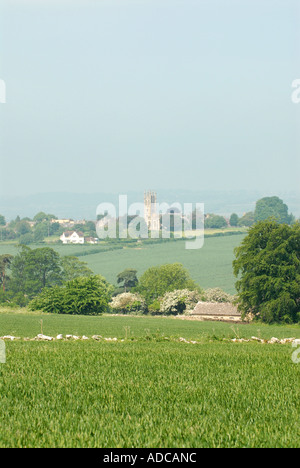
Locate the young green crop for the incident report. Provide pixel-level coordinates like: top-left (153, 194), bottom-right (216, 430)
top-left (0, 340), bottom-right (299, 448)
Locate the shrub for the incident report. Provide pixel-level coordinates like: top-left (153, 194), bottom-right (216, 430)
top-left (148, 299), bottom-right (161, 315)
top-left (0, 290), bottom-right (29, 308)
top-left (29, 275), bottom-right (114, 315)
top-left (109, 292), bottom-right (146, 315)
top-left (203, 287), bottom-right (235, 303)
top-left (159, 289), bottom-right (201, 316)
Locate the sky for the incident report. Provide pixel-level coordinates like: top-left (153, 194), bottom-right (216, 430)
top-left (0, 0), bottom-right (299, 198)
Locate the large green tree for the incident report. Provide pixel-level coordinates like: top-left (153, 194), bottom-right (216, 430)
top-left (10, 246), bottom-right (62, 299)
top-left (0, 214), bottom-right (6, 226)
top-left (254, 196), bottom-right (294, 224)
top-left (0, 254), bottom-right (13, 292)
top-left (61, 256), bottom-right (93, 282)
top-left (33, 212), bottom-right (56, 223)
top-left (205, 214), bottom-right (227, 229)
top-left (237, 212), bottom-right (255, 227)
top-left (233, 220), bottom-right (300, 323)
top-left (15, 220), bottom-right (31, 236)
top-left (137, 263), bottom-right (199, 304)
top-left (229, 213), bottom-right (239, 227)
top-left (117, 268), bottom-right (138, 292)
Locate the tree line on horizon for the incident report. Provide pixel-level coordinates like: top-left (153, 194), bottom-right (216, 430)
top-left (0, 195), bottom-right (297, 244)
top-left (0, 216), bottom-right (299, 324)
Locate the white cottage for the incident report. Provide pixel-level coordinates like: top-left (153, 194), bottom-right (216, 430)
top-left (60, 231), bottom-right (85, 244)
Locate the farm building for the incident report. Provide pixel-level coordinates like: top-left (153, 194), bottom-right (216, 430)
top-left (191, 301), bottom-right (241, 322)
top-left (85, 236), bottom-right (99, 244)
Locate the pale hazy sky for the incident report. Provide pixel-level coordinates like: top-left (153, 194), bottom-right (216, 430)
top-left (0, 0), bottom-right (299, 197)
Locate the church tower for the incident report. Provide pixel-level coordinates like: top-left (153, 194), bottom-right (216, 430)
top-left (144, 191), bottom-right (160, 231)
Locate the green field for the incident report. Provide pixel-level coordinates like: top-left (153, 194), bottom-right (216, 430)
top-left (0, 312), bottom-right (299, 448)
top-left (1, 310), bottom-right (300, 341)
top-left (0, 233), bottom-right (246, 293)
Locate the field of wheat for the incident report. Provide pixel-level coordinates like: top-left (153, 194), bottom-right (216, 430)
top-left (0, 311), bottom-right (299, 448)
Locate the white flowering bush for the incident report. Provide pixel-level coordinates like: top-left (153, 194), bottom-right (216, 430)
top-left (109, 292), bottom-right (147, 314)
top-left (159, 289), bottom-right (201, 316)
top-left (203, 287), bottom-right (235, 303)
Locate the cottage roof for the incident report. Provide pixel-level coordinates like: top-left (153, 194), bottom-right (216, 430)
top-left (63, 230), bottom-right (84, 238)
top-left (191, 301), bottom-right (240, 316)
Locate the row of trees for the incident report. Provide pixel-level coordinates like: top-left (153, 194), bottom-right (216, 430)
top-left (28, 262), bottom-right (202, 316)
top-left (186, 196), bottom-right (296, 230)
top-left (229, 196), bottom-right (296, 228)
top-left (29, 262), bottom-right (233, 317)
top-left (0, 246), bottom-right (94, 306)
top-left (0, 196), bottom-right (296, 244)
top-left (0, 217), bottom-right (299, 324)
top-left (34, 219), bottom-right (300, 323)
top-left (0, 212), bottom-right (60, 243)
top-left (0, 245), bottom-right (201, 312)
top-left (0, 211), bottom-right (97, 244)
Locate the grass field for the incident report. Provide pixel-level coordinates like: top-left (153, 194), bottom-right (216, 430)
top-left (1, 309), bottom-right (300, 341)
top-left (0, 233), bottom-right (246, 293)
top-left (0, 311), bottom-right (299, 448)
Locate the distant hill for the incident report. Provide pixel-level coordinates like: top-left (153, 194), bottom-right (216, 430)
top-left (0, 189), bottom-right (299, 221)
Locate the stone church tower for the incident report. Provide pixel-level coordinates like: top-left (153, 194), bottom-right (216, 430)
top-left (144, 191), bottom-right (160, 231)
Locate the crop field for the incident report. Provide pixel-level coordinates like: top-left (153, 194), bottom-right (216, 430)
top-left (82, 236), bottom-right (244, 293)
top-left (0, 312), bottom-right (299, 448)
top-left (0, 233), bottom-right (246, 293)
top-left (1, 310), bottom-right (300, 342)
